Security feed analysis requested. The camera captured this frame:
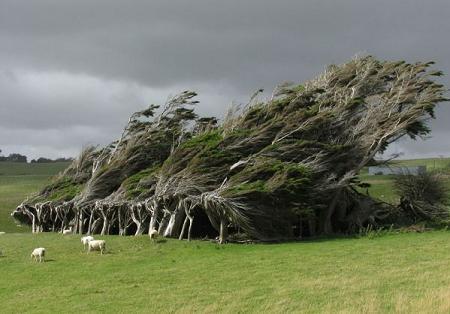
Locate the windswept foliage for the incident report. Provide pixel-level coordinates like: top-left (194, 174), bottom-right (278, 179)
top-left (395, 172), bottom-right (449, 223)
top-left (13, 56), bottom-right (448, 241)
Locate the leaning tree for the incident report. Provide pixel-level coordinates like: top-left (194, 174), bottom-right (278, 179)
top-left (12, 56), bottom-right (448, 241)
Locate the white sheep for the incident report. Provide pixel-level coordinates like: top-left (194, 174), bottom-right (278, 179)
top-left (149, 229), bottom-right (159, 242)
top-left (81, 236), bottom-right (94, 250)
top-left (0, 231), bottom-right (5, 235)
top-left (31, 247), bottom-right (46, 262)
top-left (88, 240), bottom-right (106, 255)
top-left (62, 227), bottom-right (73, 235)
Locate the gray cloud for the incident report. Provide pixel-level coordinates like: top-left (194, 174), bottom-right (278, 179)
top-left (0, 0), bottom-right (449, 159)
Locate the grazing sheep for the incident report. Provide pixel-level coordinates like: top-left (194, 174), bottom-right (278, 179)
top-left (149, 229), bottom-right (159, 242)
top-left (31, 248), bottom-right (46, 262)
top-left (81, 236), bottom-right (94, 250)
top-left (62, 227), bottom-right (73, 235)
top-left (88, 240), bottom-right (106, 255)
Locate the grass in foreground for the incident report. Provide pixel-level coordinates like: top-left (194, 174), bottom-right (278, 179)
top-left (2, 232), bottom-right (450, 313)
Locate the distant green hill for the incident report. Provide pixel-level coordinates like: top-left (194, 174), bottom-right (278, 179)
top-left (0, 162), bottom-right (70, 232)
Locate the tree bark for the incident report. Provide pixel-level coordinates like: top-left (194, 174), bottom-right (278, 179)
top-left (179, 216), bottom-right (189, 240)
top-left (101, 216), bottom-right (109, 235)
top-left (219, 218), bottom-right (228, 244)
top-left (187, 216), bottom-right (194, 241)
top-left (31, 214), bottom-right (36, 234)
top-left (148, 205), bottom-right (159, 235)
top-left (87, 211), bottom-right (94, 235)
top-left (164, 209), bottom-right (185, 238)
top-left (91, 218), bottom-right (102, 234)
top-left (78, 210), bottom-right (84, 234)
top-left (158, 211), bottom-right (170, 234)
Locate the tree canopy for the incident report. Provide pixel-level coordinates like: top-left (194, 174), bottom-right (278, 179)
top-left (12, 56), bottom-right (449, 242)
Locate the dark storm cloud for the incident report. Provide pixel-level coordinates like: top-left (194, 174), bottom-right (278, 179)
top-left (0, 0), bottom-right (449, 159)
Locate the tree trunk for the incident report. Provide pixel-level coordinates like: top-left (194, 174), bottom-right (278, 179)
top-left (163, 214), bottom-right (175, 237)
top-left (179, 213), bottom-right (194, 241)
top-left (87, 211), bottom-right (94, 235)
top-left (101, 217), bottom-right (109, 235)
top-left (74, 210), bottom-right (79, 234)
top-left (52, 217), bottom-right (56, 232)
top-left (78, 211), bottom-right (84, 234)
top-left (179, 216), bottom-right (189, 240)
top-left (31, 215), bottom-right (36, 234)
top-left (164, 209), bottom-right (185, 238)
top-left (158, 212), bottom-right (170, 234)
top-left (118, 207), bottom-right (124, 236)
top-left (92, 218), bottom-right (102, 234)
top-left (219, 218), bottom-right (228, 244)
top-left (148, 206), bottom-right (160, 234)
top-left (187, 217), bottom-right (194, 241)
top-left (135, 222), bottom-right (144, 235)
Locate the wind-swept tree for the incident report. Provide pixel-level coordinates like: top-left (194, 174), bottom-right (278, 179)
top-left (14, 56), bottom-right (448, 241)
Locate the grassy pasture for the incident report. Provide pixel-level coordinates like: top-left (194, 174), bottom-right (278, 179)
top-left (2, 232), bottom-right (450, 312)
top-left (0, 162), bottom-right (69, 233)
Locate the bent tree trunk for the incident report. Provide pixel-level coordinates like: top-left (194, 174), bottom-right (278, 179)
top-left (179, 207), bottom-right (194, 241)
top-left (219, 218), bottom-right (228, 244)
top-left (101, 217), bottom-right (109, 235)
top-left (179, 216), bottom-right (189, 240)
top-left (148, 205), bottom-right (160, 234)
top-left (91, 218), bottom-right (102, 234)
top-left (158, 211), bottom-right (170, 234)
top-left (163, 209), bottom-right (185, 237)
top-left (187, 216), bottom-right (194, 241)
top-left (87, 211), bottom-right (94, 235)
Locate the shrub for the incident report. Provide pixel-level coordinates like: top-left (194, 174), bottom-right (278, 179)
top-left (394, 172), bottom-right (449, 223)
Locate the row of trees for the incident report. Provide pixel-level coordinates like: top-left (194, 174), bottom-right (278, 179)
top-left (12, 199), bottom-right (200, 240)
top-left (0, 149), bottom-right (72, 163)
top-left (0, 151), bottom-right (27, 163)
top-left (30, 157), bottom-right (73, 163)
top-left (12, 56), bottom-right (449, 242)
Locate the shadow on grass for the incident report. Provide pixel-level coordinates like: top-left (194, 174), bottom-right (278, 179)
top-left (222, 234), bottom-right (367, 245)
top-left (31, 259), bottom-right (56, 263)
top-left (85, 251), bottom-right (112, 256)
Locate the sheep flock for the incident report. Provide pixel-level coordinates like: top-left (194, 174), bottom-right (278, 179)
top-left (1, 229), bottom-right (160, 263)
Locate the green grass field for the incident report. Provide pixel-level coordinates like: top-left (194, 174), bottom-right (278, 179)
top-left (2, 159), bottom-right (450, 313)
top-left (0, 162), bottom-right (69, 233)
top-left (2, 231), bottom-right (450, 312)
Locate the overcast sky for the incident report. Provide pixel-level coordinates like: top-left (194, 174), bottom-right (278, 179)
top-left (1, 0), bottom-right (449, 160)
